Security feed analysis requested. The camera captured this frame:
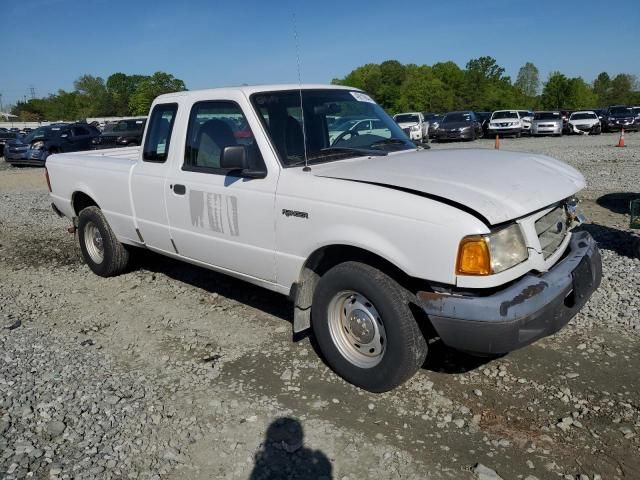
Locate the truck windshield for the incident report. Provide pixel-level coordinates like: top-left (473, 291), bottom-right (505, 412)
top-left (251, 89), bottom-right (415, 167)
top-left (534, 112), bottom-right (560, 120)
top-left (394, 114), bottom-right (420, 123)
top-left (492, 111), bottom-right (518, 120)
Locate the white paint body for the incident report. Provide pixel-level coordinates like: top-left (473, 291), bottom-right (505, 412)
top-left (47, 85), bottom-right (585, 296)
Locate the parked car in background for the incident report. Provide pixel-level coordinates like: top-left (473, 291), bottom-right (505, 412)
top-left (393, 112), bottom-right (428, 142)
top-left (328, 118), bottom-right (387, 143)
top-left (9, 127), bottom-right (21, 134)
top-left (488, 110), bottom-right (523, 137)
top-left (517, 110), bottom-right (533, 135)
top-left (4, 123), bottom-right (99, 167)
top-left (531, 111), bottom-right (563, 136)
top-left (568, 111), bottom-right (601, 135)
top-left (474, 111), bottom-right (492, 136)
top-left (434, 111), bottom-right (482, 141)
top-left (632, 106), bottom-right (640, 126)
top-left (425, 114), bottom-right (443, 138)
top-left (593, 109), bottom-right (607, 125)
top-left (603, 106), bottom-right (638, 132)
top-left (92, 118), bottom-right (147, 149)
top-left (0, 131), bottom-right (20, 156)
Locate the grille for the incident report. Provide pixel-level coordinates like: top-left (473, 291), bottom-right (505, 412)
top-left (535, 206), bottom-right (569, 259)
top-left (99, 136), bottom-right (118, 145)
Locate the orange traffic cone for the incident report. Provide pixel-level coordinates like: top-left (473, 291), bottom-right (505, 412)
top-left (616, 128), bottom-right (626, 147)
top-left (494, 135), bottom-right (500, 149)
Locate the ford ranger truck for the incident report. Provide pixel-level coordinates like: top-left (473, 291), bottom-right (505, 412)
top-left (46, 85), bottom-right (602, 392)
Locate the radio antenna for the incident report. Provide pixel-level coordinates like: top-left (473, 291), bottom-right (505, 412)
top-left (292, 11), bottom-right (310, 171)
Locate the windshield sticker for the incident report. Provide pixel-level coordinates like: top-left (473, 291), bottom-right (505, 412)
top-left (350, 92), bottom-right (376, 104)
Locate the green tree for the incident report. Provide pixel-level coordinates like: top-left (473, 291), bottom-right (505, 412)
top-left (129, 72), bottom-right (187, 115)
top-left (609, 74), bottom-right (637, 105)
top-left (74, 75), bottom-right (112, 118)
top-left (592, 72), bottom-right (611, 106)
top-left (564, 77), bottom-right (597, 109)
top-left (541, 71), bottom-right (570, 109)
top-left (515, 62), bottom-right (540, 97)
top-left (107, 73), bottom-right (147, 116)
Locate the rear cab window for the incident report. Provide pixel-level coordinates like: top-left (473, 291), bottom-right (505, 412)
top-left (143, 103), bottom-right (178, 163)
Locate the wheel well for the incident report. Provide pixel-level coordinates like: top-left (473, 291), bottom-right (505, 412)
top-left (291, 245), bottom-right (423, 333)
top-left (72, 192), bottom-right (99, 216)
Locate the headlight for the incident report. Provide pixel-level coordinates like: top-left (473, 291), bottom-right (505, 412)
top-left (456, 224), bottom-right (528, 276)
top-left (116, 136), bottom-right (127, 143)
top-left (431, 122), bottom-right (439, 129)
top-left (460, 126), bottom-right (471, 131)
top-left (31, 141), bottom-right (45, 150)
top-left (410, 125), bottom-right (420, 132)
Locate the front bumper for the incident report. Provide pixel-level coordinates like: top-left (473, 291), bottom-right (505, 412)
top-left (418, 231), bottom-right (601, 355)
top-left (488, 127), bottom-right (521, 135)
top-left (531, 123), bottom-right (563, 135)
top-left (606, 122), bottom-right (638, 131)
top-left (436, 130), bottom-right (473, 140)
top-left (5, 149), bottom-right (47, 166)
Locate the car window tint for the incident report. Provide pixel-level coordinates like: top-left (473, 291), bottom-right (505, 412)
top-left (72, 126), bottom-right (90, 136)
top-left (183, 101), bottom-right (264, 173)
top-left (143, 103), bottom-right (178, 163)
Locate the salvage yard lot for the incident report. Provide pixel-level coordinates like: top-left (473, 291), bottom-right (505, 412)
top-left (1, 133), bottom-right (639, 479)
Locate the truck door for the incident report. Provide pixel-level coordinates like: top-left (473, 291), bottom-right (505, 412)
top-left (164, 99), bottom-right (277, 282)
top-left (129, 103), bottom-right (178, 254)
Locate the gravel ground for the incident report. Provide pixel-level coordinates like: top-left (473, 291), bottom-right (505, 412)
top-left (1, 132), bottom-right (639, 480)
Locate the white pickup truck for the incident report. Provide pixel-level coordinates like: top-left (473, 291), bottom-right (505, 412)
top-left (47, 84), bottom-right (602, 392)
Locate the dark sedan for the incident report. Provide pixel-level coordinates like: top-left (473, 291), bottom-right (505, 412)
top-left (4, 123), bottom-right (100, 167)
top-left (92, 118), bottom-right (146, 149)
top-left (434, 111), bottom-right (483, 141)
top-left (603, 106), bottom-right (638, 132)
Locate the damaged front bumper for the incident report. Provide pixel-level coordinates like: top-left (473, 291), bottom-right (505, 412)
top-left (418, 231), bottom-right (602, 355)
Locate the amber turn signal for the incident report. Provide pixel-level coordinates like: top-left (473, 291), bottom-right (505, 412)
top-left (456, 236), bottom-right (491, 275)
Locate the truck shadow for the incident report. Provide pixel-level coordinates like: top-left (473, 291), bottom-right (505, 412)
top-left (596, 192), bottom-right (638, 215)
top-left (130, 249), bottom-right (293, 323)
top-left (575, 222), bottom-right (638, 258)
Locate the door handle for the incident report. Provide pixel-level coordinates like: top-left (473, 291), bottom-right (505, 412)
top-left (172, 184), bottom-right (186, 195)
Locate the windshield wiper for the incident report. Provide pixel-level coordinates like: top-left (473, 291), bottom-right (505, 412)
top-left (311, 147), bottom-right (387, 158)
top-left (370, 138), bottom-right (409, 147)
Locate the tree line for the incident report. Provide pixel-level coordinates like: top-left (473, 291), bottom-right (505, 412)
top-left (10, 72), bottom-right (186, 121)
top-left (332, 57), bottom-right (640, 114)
top-left (9, 58), bottom-right (639, 121)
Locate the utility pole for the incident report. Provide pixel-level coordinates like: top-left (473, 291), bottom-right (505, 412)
top-left (29, 86), bottom-right (36, 100)
top-left (0, 93), bottom-right (3, 112)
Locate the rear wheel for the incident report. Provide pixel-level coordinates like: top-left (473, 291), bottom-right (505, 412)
top-left (312, 261), bottom-right (428, 392)
top-left (78, 206), bottom-right (130, 277)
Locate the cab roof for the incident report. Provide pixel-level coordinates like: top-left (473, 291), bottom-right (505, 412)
top-left (155, 84), bottom-right (360, 101)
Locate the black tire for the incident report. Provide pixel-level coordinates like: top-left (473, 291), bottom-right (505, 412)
top-left (515, 131), bottom-right (522, 138)
top-left (77, 206), bottom-right (130, 277)
top-left (312, 261), bottom-right (428, 392)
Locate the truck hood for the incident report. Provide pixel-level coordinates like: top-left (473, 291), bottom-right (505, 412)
top-left (396, 122), bottom-right (419, 128)
top-left (311, 149), bottom-right (585, 225)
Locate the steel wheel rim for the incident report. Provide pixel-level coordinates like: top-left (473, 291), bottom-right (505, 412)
top-left (327, 290), bottom-right (386, 368)
top-left (84, 221), bottom-right (104, 264)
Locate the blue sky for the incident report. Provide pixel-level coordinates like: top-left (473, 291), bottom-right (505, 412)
top-left (2, 0), bottom-right (639, 106)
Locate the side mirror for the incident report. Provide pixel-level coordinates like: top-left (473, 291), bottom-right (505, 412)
top-left (221, 145), bottom-right (267, 179)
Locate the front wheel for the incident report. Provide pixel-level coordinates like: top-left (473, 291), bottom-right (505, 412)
top-left (312, 262), bottom-right (428, 392)
top-left (78, 206), bottom-right (130, 277)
